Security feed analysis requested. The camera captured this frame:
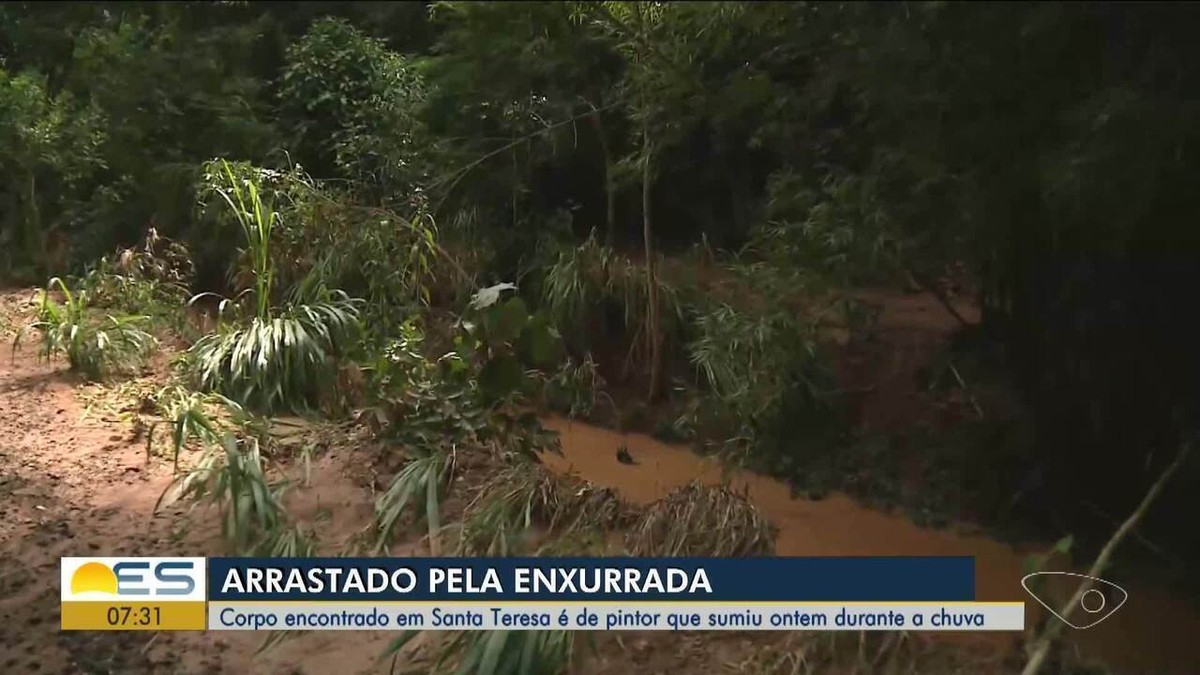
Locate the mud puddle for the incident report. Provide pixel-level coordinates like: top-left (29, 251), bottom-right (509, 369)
top-left (541, 416), bottom-right (1200, 674)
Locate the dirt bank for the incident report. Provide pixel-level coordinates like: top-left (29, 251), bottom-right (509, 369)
top-left (0, 327), bottom-right (389, 674)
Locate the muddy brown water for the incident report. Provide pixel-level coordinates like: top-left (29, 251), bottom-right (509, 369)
top-left (542, 416), bottom-right (1200, 675)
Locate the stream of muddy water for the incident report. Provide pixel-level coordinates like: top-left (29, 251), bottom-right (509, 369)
top-left (541, 416), bottom-right (1199, 674)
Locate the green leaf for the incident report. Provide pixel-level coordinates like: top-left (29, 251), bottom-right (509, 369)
top-left (521, 313), bottom-right (563, 368)
top-left (484, 296), bottom-right (529, 344)
top-left (475, 630), bottom-right (510, 675)
top-left (1021, 552), bottom-right (1043, 578)
top-left (1052, 534), bottom-right (1074, 556)
top-left (426, 464), bottom-right (442, 554)
top-left (479, 354), bottom-right (526, 400)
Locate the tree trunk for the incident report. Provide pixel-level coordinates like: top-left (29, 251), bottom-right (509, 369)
top-left (25, 170), bottom-right (45, 270)
top-left (642, 118), bottom-right (661, 402)
top-left (589, 110), bottom-right (616, 247)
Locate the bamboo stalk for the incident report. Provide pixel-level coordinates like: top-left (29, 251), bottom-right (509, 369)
top-left (641, 115), bottom-right (660, 402)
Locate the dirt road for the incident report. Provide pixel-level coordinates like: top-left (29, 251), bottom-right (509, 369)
top-left (0, 296), bottom-right (389, 673)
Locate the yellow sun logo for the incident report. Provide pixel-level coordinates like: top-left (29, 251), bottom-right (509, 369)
top-left (70, 561), bottom-right (119, 596)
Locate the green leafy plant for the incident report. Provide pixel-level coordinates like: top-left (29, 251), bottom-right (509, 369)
top-left (373, 450), bottom-right (455, 554)
top-left (0, 66), bottom-right (107, 278)
top-left (541, 236), bottom-right (613, 338)
top-left (149, 387), bottom-right (315, 558)
top-left (15, 277), bottom-right (156, 379)
top-left (366, 373), bottom-right (561, 558)
top-left (145, 383), bottom-right (241, 473)
top-left (539, 235), bottom-right (684, 380)
top-left (684, 298), bottom-right (845, 478)
top-left (688, 304), bottom-right (817, 415)
top-left (752, 171), bottom-right (909, 286)
top-left (363, 286), bottom-right (561, 462)
top-left (165, 430), bottom-right (305, 555)
top-left (187, 159), bottom-right (363, 413)
top-left (79, 228), bottom-right (193, 331)
top-left (364, 328), bottom-right (475, 557)
top-left (278, 17), bottom-right (429, 199)
top-left (460, 282), bottom-right (564, 402)
top-left (187, 293), bottom-right (362, 413)
top-left (298, 208), bottom-right (446, 335)
top-left (541, 354), bottom-right (613, 420)
top-left (363, 317), bottom-right (436, 392)
top-left (365, 289), bottom-right (568, 556)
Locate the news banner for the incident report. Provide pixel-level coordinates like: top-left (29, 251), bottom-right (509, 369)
top-left (60, 556), bottom-right (1024, 632)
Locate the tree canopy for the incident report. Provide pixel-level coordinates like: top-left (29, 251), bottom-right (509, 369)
top-left (3, 0), bottom-right (1199, 579)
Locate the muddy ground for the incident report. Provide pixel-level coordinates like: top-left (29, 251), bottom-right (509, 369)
top-left (0, 288), bottom-right (1195, 674)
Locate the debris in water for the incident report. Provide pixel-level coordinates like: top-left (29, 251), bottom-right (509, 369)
top-left (615, 445), bottom-right (637, 465)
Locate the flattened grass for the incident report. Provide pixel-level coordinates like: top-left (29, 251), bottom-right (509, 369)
top-left (626, 482), bottom-right (776, 557)
top-left (457, 462), bottom-right (628, 556)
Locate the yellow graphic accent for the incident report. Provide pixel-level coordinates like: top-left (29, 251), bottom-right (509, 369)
top-left (70, 562), bottom-right (118, 596)
top-left (61, 602), bottom-right (207, 630)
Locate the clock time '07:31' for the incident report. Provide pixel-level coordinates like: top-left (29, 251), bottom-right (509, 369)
top-left (106, 605), bottom-right (162, 627)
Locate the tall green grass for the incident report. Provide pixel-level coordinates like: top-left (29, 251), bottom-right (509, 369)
top-left (158, 405), bottom-right (314, 556)
top-left (15, 277), bottom-right (156, 379)
top-left (188, 159), bottom-right (362, 413)
top-left (187, 294), bottom-right (361, 412)
top-left (373, 450), bottom-right (454, 554)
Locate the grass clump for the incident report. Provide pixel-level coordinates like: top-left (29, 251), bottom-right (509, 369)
top-left (457, 462), bottom-right (627, 556)
top-left (626, 482), bottom-right (776, 557)
top-left (16, 277), bottom-right (156, 380)
top-left (380, 467), bottom-right (610, 672)
top-left (381, 498), bottom-right (605, 675)
top-left (187, 293), bottom-right (361, 413)
top-left (79, 228), bottom-right (193, 332)
top-left (153, 392), bottom-right (314, 556)
top-left (168, 433), bottom-right (278, 552)
top-left (373, 450), bottom-right (456, 554)
top-left (145, 383), bottom-right (240, 471)
top-left (186, 159), bottom-right (363, 413)
top-left (169, 432), bottom-right (315, 556)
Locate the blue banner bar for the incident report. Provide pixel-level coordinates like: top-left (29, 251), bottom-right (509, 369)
top-left (207, 557), bottom-right (975, 602)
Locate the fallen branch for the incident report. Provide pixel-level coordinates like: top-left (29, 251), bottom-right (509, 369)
top-left (1021, 439), bottom-right (1194, 675)
top-left (947, 361), bottom-right (985, 419)
top-left (905, 267), bottom-right (974, 329)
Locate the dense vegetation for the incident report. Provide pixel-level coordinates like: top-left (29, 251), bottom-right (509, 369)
top-left (3, 1), bottom-right (1199, 671)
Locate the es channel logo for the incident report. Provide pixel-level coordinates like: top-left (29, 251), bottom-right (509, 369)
top-left (60, 557), bottom-right (206, 602)
top-left (1021, 572), bottom-right (1129, 630)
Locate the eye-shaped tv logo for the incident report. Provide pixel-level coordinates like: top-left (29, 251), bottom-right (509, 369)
top-left (1021, 572), bottom-right (1128, 629)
